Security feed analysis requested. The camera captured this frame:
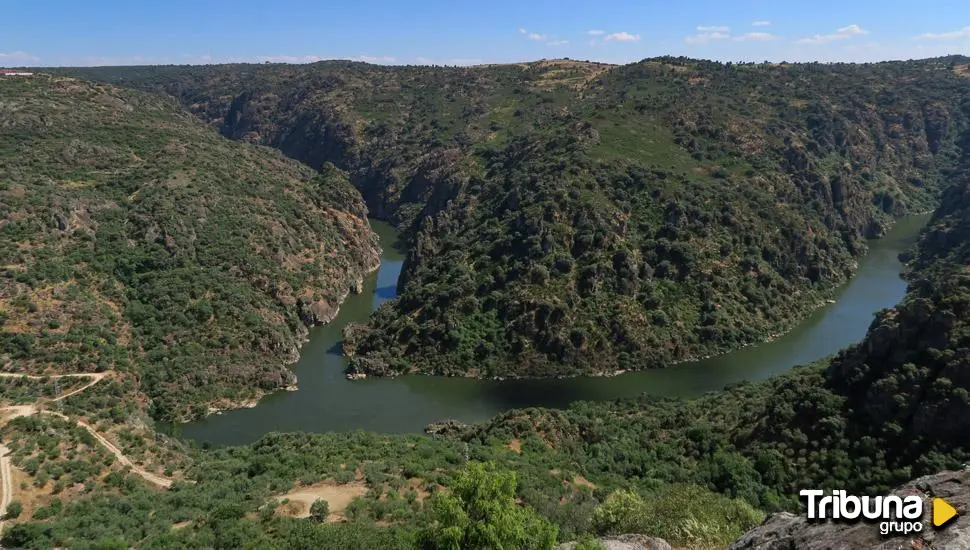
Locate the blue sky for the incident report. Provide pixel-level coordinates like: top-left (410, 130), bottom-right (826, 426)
top-left (3, 0), bottom-right (970, 67)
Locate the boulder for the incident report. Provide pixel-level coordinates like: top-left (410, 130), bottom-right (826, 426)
top-left (730, 468), bottom-right (970, 549)
top-left (559, 535), bottom-right (672, 550)
top-left (296, 297), bottom-right (339, 326)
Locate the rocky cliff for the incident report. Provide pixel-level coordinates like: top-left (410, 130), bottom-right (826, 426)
top-left (0, 75), bottom-right (380, 421)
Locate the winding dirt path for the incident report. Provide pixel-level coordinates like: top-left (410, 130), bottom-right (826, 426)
top-left (0, 372), bottom-right (176, 491)
top-left (42, 411), bottom-right (172, 489)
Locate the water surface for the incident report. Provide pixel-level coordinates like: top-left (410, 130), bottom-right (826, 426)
top-left (182, 216), bottom-right (928, 446)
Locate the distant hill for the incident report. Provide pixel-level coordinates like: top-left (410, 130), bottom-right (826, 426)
top-left (0, 74), bottom-right (379, 420)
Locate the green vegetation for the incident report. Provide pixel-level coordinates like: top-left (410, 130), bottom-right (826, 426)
top-left (62, 56), bottom-right (970, 380)
top-left (0, 75), bottom-right (379, 421)
top-left (3, 163), bottom-right (968, 546)
top-left (415, 461), bottom-right (558, 550)
top-left (309, 499), bottom-right (329, 522)
top-left (592, 486), bottom-right (763, 548)
top-left (0, 377), bottom-right (89, 405)
top-left (5, 502), bottom-right (22, 520)
top-left (1, 57), bottom-right (968, 549)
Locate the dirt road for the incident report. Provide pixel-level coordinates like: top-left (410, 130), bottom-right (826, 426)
top-left (0, 443), bottom-right (12, 532)
top-left (0, 372), bottom-right (177, 490)
top-left (44, 412), bottom-right (173, 489)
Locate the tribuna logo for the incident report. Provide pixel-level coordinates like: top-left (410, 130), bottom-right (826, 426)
top-left (800, 489), bottom-right (924, 536)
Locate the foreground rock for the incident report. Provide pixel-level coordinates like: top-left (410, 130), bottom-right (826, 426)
top-left (731, 468), bottom-right (970, 549)
top-left (559, 535), bottom-right (672, 550)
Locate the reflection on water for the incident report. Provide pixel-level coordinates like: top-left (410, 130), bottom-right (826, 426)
top-left (374, 285), bottom-right (397, 301)
top-left (181, 215), bottom-right (929, 446)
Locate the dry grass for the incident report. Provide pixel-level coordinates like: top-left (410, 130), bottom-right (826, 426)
top-left (273, 481), bottom-right (369, 521)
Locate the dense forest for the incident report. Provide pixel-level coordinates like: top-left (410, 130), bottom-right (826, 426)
top-left (1, 58), bottom-right (969, 548)
top-left (3, 152), bottom-right (969, 549)
top-left (64, 56), bottom-right (970, 380)
top-left (0, 75), bottom-right (380, 421)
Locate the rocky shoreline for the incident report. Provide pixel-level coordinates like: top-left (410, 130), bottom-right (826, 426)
top-left (195, 256), bottom-right (382, 421)
top-left (343, 289), bottom-right (845, 383)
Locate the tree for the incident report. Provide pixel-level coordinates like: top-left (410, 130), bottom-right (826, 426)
top-left (592, 489), bottom-right (646, 534)
top-left (416, 461), bottom-right (559, 550)
top-left (310, 498), bottom-right (330, 522)
top-left (5, 501), bottom-right (22, 519)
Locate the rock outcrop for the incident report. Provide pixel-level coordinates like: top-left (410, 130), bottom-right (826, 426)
top-left (731, 468), bottom-right (970, 549)
top-left (424, 419), bottom-right (470, 438)
top-left (296, 297), bottom-right (340, 326)
top-left (559, 535), bottom-right (672, 550)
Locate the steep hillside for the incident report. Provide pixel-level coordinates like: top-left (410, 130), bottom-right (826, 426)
top-left (0, 75), bottom-right (380, 420)
top-left (63, 57), bottom-right (970, 380)
top-left (458, 171), bottom-right (970, 514)
top-left (3, 171), bottom-right (968, 550)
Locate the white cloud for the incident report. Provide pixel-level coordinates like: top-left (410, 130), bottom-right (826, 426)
top-left (519, 27), bottom-right (571, 45)
top-left (795, 24), bottom-right (868, 44)
top-left (735, 32), bottom-right (777, 42)
top-left (916, 26), bottom-right (970, 40)
top-left (685, 32), bottom-right (732, 45)
top-left (585, 29), bottom-right (605, 36)
top-left (697, 25), bottom-right (731, 33)
top-left (0, 50), bottom-right (39, 64)
top-left (519, 28), bottom-right (550, 41)
top-left (604, 31), bottom-right (641, 42)
top-left (752, 21), bottom-right (772, 27)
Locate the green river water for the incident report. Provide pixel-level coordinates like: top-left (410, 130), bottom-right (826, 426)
top-left (182, 215), bottom-right (929, 446)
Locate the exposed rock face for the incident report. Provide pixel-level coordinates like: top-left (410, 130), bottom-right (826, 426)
top-left (730, 468), bottom-right (970, 550)
top-left (340, 323), bottom-right (373, 357)
top-left (424, 419), bottom-right (470, 437)
top-left (296, 297), bottom-right (339, 326)
top-left (559, 535), bottom-right (672, 550)
top-left (345, 356), bottom-right (390, 378)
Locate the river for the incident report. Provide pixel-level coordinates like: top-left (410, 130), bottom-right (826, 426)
top-left (181, 215), bottom-right (929, 446)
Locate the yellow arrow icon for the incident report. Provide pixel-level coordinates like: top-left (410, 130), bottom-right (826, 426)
top-left (933, 498), bottom-right (958, 527)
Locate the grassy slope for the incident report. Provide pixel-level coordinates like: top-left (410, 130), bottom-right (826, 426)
top-left (0, 75), bottom-right (380, 421)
